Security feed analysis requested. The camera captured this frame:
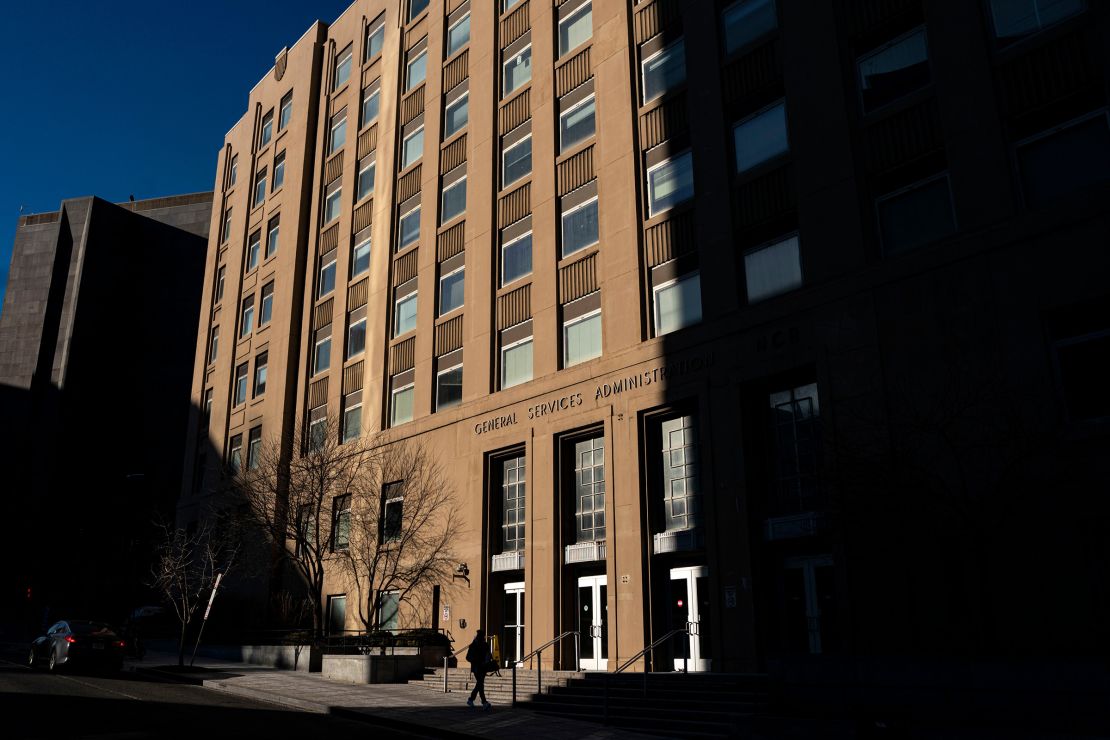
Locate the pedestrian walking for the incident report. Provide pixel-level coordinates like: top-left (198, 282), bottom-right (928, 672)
top-left (465, 629), bottom-right (493, 710)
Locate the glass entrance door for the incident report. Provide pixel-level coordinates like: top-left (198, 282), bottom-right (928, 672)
top-left (783, 555), bottom-right (837, 654)
top-left (577, 575), bottom-right (608, 670)
top-left (669, 566), bottom-right (711, 671)
top-left (502, 582), bottom-right (525, 667)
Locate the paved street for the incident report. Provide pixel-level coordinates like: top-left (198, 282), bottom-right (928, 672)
top-left (0, 646), bottom-right (435, 739)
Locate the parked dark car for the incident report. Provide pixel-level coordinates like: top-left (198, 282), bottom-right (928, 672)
top-left (29, 620), bottom-right (126, 673)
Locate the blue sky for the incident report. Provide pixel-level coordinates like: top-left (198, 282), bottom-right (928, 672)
top-left (0, 0), bottom-right (353, 311)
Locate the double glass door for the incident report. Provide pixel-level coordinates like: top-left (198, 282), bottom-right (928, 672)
top-left (669, 566), bottom-right (711, 671)
top-left (577, 575), bottom-right (608, 670)
top-left (502, 582), bottom-right (525, 667)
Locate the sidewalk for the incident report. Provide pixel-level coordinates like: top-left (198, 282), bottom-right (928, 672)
top-left (127, 650), bottom-right (659, 740)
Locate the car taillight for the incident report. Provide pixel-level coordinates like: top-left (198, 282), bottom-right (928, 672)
top-left (114, 640), bottom-right (126, 648)
top-left (64, 636), bottom-right (77, 643)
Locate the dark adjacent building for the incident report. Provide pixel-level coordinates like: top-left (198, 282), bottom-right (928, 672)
top-left (0, 193), bottom-right (212, 636)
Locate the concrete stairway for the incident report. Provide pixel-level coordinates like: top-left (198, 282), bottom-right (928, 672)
top-left (526, 672), bottom-right (771, 739)
top-left (408, 666), bottom-right (585, 705)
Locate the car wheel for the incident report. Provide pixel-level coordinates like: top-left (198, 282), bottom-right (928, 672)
top-left (28, 648), bottom-right (36, 670)
top-left (47, 649), bottom-right (58, 673)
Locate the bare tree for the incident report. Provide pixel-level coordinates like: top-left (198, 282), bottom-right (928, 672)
top-left (235, 417), bottom-right (373, 639)
top-left (336, 438), bottom-right (460, 633)
top-left (150, 516), bottom-right (240, 666)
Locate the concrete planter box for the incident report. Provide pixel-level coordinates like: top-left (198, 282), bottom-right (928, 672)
top-left (323, 653), bottom-right (425, 683)
top-left (348, 645), bottom-right (448, 669)
top-left (195, 644), bottom-right (321, 672)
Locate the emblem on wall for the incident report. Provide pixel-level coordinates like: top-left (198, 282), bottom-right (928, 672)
top-left (274, 48), bottom-right (288, 81)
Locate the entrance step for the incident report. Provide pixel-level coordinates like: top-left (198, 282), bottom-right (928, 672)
top-left (409, 666), bottom-right (585, 703)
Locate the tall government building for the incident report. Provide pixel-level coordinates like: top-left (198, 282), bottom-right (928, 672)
top-left (179, 0), bottom-right (1110, 678)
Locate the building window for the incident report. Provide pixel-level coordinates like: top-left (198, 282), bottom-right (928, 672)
top-left (314, 330), bottom-right (332, 375)
top-left (439, 265), bottom-right (465, 315)
top-left (234, 363), bottom-right (249, 406)
top-left (734, 101), bottom-right (788, 173)
top-left (347, 316), bottom-right (367, 358)
top-left (660, 415), bottom-right (699, 532)
top-left (366, 17), bottom-right (385, 61)
top-left (246, 231), bottom-right (261, 271)
top-left (440, 176), bottom-right (467, 224)
top-left (989, 0), bottom-right (1085, 40)
top-left (408, 0), bottom-right (429, 21)
top-left (259, 281), bottom-right (274, 326)
top-left (559, 2), bottom-right (592, 57)
top-left (308, 416), bottom-right (327, 452)
top-left (222, 207), bottom-right (232, 242)
top-left (208, 326), bottom-right (219, 363)
top-left (377, 591), bottom-right (400, 631)
top-left (214, 265), bottom-right (226, 303)
top-left (272, 150), bottom-right (285, 190)
top-left (436, 364), bottom-right (463, 410)
top-left (642, 37), bottom-right (686, 104)
top-left (448, 13), bottom-right (471, 56)
top-left (391, 384), bottom-right (415, 426)
top-left (240, 295), bottom-right (255, 337)
top-left (503, 45), bottom-right (532, 96)
top-left (229, 156), bottom-right (238, 187)
top-left (332, 494), bottom-right (351, 551)
top-left (1016, 110), bottom-right (1110, 210)
top-left (444, 93), bottom-right (468, 138)
top-left (260, 110), bottom-right (273, 146)
top-left (318, 253), bottom-right (337, 297)
top-left (744, 234), bottom-right (801, 303)
top-left (561, 197), bottom-right (598, 258)
top-left (503, 0), bottom-right (523, 11)
top-left (769, 382), bottom-right (821, 512)
top-left (334, 45), bottom-right (353, 90)
top-left (858, 27), bottom-right (929, 113)
top-left (381, 482), bottom-right (404, 540)
top-left (357, 159), bottom-right (376, 201)
top-left (343, 401), bottom-right (362, 442)
top-left (394, 291), bottom-right (418, 336)
top-left (406, 48), bottom-right (427, 91)
top-left (501, 232), bottom-right (532, 286)
top-left (402, 126), bottom-right (424, 169)
top-left (564, 308), bottom-right (602, 367)
top-left (361, 87), bottom-right (381, 128)
top-left (352, 237), bottom-right (371, 276)
top-left (326, 594), bottom-right (345, 634)
top-left (647, 151), bottom-right (694, 217)
top-left (501, 336), bottom-right (533, 389)
top-left (203, 388), bottom-right (213, 421)
top-left (722, 0), bottom-right (777, 56)
top-left (499, 454), bottom-right (526, 551)
top-left (503, 135), bottom-right (532, 187)
top-left (324, 186), bottom-right (342, 224)
top-left (228, 434), bottom-right (243, 474)
top-left (399, 205), bottom-right (421, 249)
top-left (654, 272), bottom-right (702, 336)
top-left (279, 91), bottom-right (293, 131)
top-left (247, 426), bottom-right (262, 470)
top-left (559, 95), bottom-right (596, 153)
top-left (253, 167), bottom-right (267, 207)
top-left (573, 436), bottom-right (606, 542)
top-left (266, 216), bottom-right (279, 259)
top-left (253, 351), bottom-right (268, 398)
top-left (877, 174), bottom-right (956, 254)
top-left (1053, 325), bottom-right (1110, 422)
top-left (329, 112), bottom-right (347, 155)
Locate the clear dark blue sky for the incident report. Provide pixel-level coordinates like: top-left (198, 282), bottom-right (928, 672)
top-left (0, 0), bottom-right (353, 311)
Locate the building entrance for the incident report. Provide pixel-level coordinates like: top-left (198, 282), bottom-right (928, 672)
top-left (669, 566), bottom-right (711, 671)
top-left (577, 575), bottom-right (608, 670)
top-left (502, 582), bottom-right (525, 667)
top-left (783, 555), bottom-right (837, 654)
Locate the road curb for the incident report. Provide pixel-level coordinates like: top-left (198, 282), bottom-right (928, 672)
top-left (329, 706), bottom-right (481, 739)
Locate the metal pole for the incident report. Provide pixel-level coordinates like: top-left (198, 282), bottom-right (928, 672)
top-left (190, 572), bottom-right (222, 667)
top-left (512, 664), bottom-right (518, 706)
top-left (575, 631), bottom-right (580, 672)
top-left (443, 655), bottom-right (449, 693)
top-left (537, 647), bottom-right (543, 695)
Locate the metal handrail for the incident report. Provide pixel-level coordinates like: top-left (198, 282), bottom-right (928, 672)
top-left (511, 630), bottom-right (580, 706)
top-left (604, 627), bottom-right (691, 723)
top-left (442, 643), bottom-right (471, 693)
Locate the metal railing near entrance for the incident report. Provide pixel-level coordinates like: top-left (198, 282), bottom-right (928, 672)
top-left (603, 626), bottom-right (691, 723)
top-left (442, 643), bottom-right (471, 693)
top-left (511, 630), bottom-right (580, 706)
